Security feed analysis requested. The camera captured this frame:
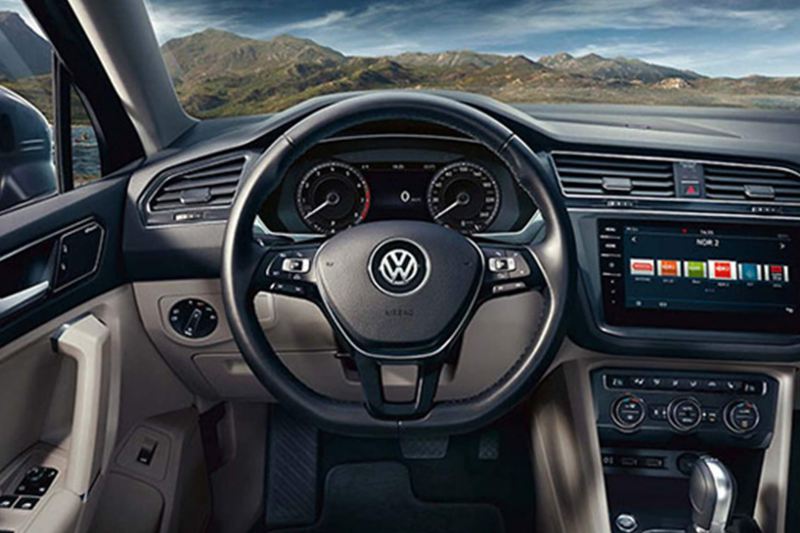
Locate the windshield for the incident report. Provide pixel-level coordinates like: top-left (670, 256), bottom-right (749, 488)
top-left (146, 1), bottom-right (800, 117)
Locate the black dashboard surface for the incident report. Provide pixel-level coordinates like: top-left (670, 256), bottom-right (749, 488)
top-left (122, 91), bottom-right (800, 361)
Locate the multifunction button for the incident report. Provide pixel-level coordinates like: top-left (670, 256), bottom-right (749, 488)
top-left (667, 397), bottom-right (702, 432)
top-left (612, 395), bottom-right (646, 430)
top-left (606, 374), bottom-right (765, 396)
top-left (724, 400), bottom-right (760, 434)
top-left (480, 247), bottom-right (542, 296)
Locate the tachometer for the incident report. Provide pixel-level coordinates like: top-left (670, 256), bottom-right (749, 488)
top-left (427, 162), bottom-right (500, 233)
top-left (296, 161), bottom-right (371, 234)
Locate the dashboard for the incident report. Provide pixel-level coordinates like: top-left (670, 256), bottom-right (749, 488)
top-left (258, 134), bottom-right (536, 236)
top-left (124, 93), bottom-right (800, 361)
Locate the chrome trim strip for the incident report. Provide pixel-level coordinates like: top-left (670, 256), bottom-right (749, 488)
top-left (551, 150), bottom-right (800, 206)
top-left (0, 280), bottom-right (50, 320)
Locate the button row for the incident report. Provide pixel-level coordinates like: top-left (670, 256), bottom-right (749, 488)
top-left (606, 374), bottom-right (765, 395)
top-left (602, 453), bottom-right (665, 469)
top-left (0, 494), bottom-right (39, 510)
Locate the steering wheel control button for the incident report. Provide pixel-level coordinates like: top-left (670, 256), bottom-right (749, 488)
top-left (369, 240), bottom-right (429, 296)
top-left (612, 395), bottom-right (646, 430)
top-left (668, 397), bottom-right (703, 432)
top-left (724, 400), bottom-right (760, 434)
top-left (615, 513), bottom-right (638, 533)
top-left (481, 247), bottom-right (539, 294)
top-left (168, 299), bottom-right (218, 339)
top-left (488, 256), bottom-right (516, 273)
top-left (268, 248), bottom-right (318, 282)
top-left (281, 257), bottom-right (310, 274)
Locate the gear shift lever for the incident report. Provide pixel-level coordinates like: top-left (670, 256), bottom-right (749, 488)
top-left (689, 456), bottom-right (735, 533)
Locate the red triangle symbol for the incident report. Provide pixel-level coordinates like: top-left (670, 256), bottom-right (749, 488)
top-left (686, 185), bottom-right (697, 195)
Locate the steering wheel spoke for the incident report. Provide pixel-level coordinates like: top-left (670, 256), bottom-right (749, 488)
top-left (352, 352), bottom-right (445, 419)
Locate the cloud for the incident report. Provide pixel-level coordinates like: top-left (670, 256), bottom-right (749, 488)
top-left (273, 10), bottom-right (348, 32)
top-left (142, 0), bottom-right (800, 76)
top-left (143, 1), bottom-right (233, 42)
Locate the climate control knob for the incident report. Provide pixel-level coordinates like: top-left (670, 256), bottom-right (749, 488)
top-left (611, 395), bottom-right (646, 430)
top-left (724, 400), bottom-right (760, 434)
top-left (668, 397), bottom-right (702, 432)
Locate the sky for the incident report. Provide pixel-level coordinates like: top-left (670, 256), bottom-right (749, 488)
top-left (2, 0), bottom-right (799, 77)
top-left (140, 0), bottom-right (800, 77)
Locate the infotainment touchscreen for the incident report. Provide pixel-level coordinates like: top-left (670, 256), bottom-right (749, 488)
top-left (599, 219), bottom-right (800, 334)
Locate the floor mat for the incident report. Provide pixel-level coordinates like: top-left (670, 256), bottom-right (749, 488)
top-left (277, 462), bottom-right (505, 533)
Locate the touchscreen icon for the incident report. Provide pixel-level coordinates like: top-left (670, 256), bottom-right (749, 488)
top-left (738, 263), bottom-right (762, 282)
top-left (630, 259), bottom-right (655, 276)
top-left (684, 261), bottom-right (707, 279)
top-left (768, 265), bottom-right (790, 283)
top-left (708, 260), bottom-right (737, 281)
top-left (657, 260), bottom-right (680, 277)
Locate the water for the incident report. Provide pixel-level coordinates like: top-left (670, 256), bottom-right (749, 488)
top-left (71, 125), bottom-right (101, 184)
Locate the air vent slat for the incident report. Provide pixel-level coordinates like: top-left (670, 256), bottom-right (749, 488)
top-left (181, 163), bottom-right (247, 180)
top-left (552, 153), bottom-right (675, 198)
top-left (148, 155), bottom-right (247, 217)
top-left (162, 173), bottom-right (242, 192)
top-left (704, 163), bottom-right (800, 203)
top-left (555, 167), bottom-right (673, 180)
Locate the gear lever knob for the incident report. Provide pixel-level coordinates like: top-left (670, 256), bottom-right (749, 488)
top-left (689, 456), bottom-right (736, 533)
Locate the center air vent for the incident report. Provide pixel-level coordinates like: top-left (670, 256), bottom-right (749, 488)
top-left (145, 153), bottom-right (249, 225)
top-left (552, 153), bottom-right (675, 198)
top-left (704, 163), bottom-right (800, 203)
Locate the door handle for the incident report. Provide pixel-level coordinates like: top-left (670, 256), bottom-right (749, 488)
top-left (0, 280), bottom-right (50, 319)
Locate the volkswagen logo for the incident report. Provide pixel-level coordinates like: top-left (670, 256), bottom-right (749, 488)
top-left (369, 240), bottom-right (429, 295)
top-left (379, 249), bottom-right (418, 286)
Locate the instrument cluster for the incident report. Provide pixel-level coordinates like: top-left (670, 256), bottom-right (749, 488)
top-left (259, 136), bottom-right (536, 236)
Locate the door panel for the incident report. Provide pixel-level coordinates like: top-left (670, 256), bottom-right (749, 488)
top-left (0, 173), bottom-right (129, 532)
top-left (0, 175), bottom-right (128, 347)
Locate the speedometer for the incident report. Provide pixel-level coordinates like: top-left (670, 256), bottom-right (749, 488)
top-left (296, 161), bottom-right (371, 234)
top-left (427, 162), bottom-right (500, 233)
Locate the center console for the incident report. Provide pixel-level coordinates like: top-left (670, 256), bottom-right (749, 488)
top-left (592, 368), bottom-right (779, 532)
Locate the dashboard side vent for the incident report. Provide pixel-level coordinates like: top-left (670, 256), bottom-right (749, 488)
top-left (147, 154), bottom-right (248, 220)
top-left (704, 163), bottom-right (800, 203)
top-left (552, 153), bottom-right (675, 198)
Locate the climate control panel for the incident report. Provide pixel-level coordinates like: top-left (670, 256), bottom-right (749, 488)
top-left (592, 369), bottom-right (778, 449)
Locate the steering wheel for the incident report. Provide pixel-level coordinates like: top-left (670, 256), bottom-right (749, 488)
top-left (222, 92), bottom-right (574, 436)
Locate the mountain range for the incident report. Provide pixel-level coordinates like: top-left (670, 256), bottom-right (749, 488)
top-left (0, 12), bottom-right (50, 81)
top-left (2, 11), bottom-right (799, 119)
top-left (160, 30), bottom-right (800, 116)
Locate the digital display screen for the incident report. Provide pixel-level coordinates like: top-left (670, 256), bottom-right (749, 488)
top-left (358, 162), bottom-right (437, 222)
top-left (600, 220), bottom-right (800, 334)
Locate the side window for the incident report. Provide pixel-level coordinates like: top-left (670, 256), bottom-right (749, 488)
top-left (0, 4), bottom-right (103, 213)
top-left (70, 87), bottom-right (101, 187)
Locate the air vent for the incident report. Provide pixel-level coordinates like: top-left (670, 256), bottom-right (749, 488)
top-left (148, 154), bottom-right (248, 220)
top-left (704, 163), bottom-right (800, 203)
top-left (552, 153), bottom-right (675, 198)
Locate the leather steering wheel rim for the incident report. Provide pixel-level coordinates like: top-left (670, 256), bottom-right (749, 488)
top-left (221, 92), bottom-right (575, 437)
